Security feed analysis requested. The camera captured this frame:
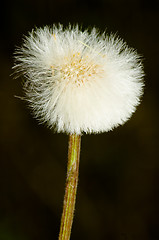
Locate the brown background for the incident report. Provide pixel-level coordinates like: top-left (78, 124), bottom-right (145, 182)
top-left (0, 0), bottom-right (159, 239)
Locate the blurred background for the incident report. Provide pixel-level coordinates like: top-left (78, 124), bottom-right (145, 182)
top-left (0, 0), bottom-right (159, 239)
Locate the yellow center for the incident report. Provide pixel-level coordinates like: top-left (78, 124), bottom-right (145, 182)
top-left (51, 52), bottom-right (103, 86)
top-left (61, 52), bottom-right (101, 86)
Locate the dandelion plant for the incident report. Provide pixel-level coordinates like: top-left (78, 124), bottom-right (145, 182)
top-left (13, 24), bottom-right (144, 240)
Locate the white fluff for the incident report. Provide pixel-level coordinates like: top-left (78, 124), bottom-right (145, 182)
top-left (14, 24), bottom-right (144, 134)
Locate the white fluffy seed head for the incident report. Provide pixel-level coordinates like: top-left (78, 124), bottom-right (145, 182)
top-left (13, 24), bottom-right (144, 134)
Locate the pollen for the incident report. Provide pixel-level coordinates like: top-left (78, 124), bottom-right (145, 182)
top-left (53, 34), bottom-right (56, 41)
top-left (60, 52), bottom-right (102, 86)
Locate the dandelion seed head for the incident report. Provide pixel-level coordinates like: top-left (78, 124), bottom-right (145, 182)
top-left (13, 24), bottom-right (144, 134)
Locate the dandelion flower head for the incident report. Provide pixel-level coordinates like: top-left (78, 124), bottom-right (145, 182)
top-left (14, 24), bottom-right (144, 134)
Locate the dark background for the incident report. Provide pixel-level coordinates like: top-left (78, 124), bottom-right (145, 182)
top-left (0, 0), bottom-right (159, 239)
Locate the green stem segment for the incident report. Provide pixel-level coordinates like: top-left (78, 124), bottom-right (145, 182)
top-left (59, 134), bottom-right (81, 240)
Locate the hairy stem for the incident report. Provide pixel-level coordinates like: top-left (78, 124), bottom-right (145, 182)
top-left (58, 134), bottom-right (81, 240)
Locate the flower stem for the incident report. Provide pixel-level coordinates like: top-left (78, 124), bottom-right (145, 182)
top-left (59, 134), bottom-right (81, 240)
